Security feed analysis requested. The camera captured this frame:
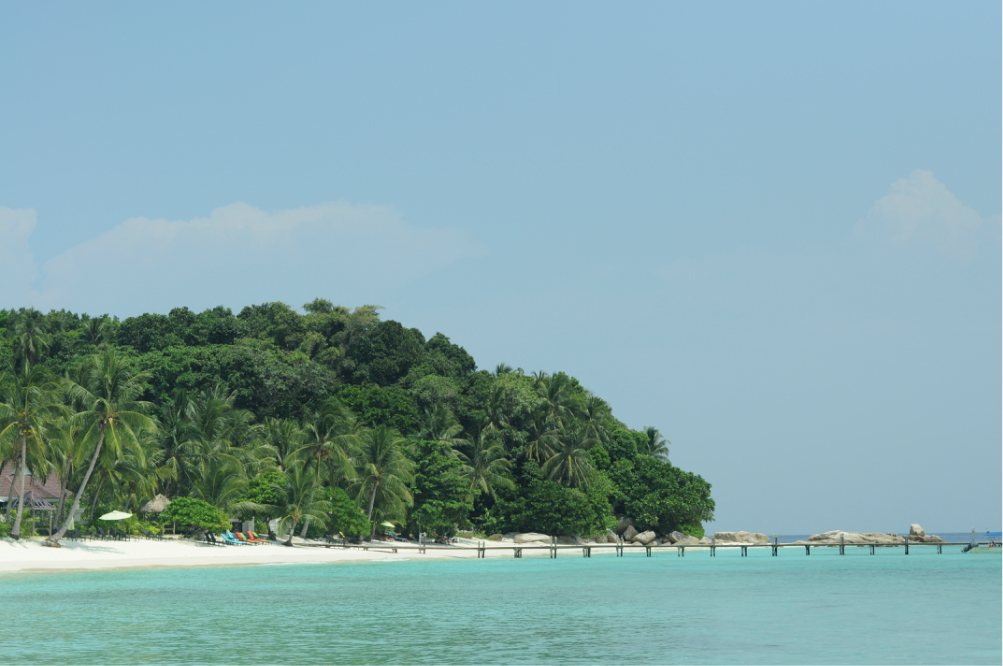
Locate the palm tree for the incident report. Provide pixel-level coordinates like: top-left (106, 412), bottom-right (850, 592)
top-left (81, 317), bottom-right (112, 347)
top-left (494, 363), bottom-right (513, 377)
top-left (353, 425), bottom-right (415, 530)
top-left (0, 363), bottom-right (64, 539)
top-left (419, 406), bottom-right (465, 446)
top-left (47, 350), bottom-right (155, 546)
top-left (302, 397), bottom-right (358, 481)
top-left (13, 309), bottom-right (50, 367)
top-left (276, 461), bottom-right (331, 546)
top-left (535, 372), bottom-right (582, 428)
top-left (454, 428), bottom-right (513, 500)
top-left (581, 395), bottom-right (611, 445)
top-left (524, 406), bottom-right (557, 463)
top-left (542, 427), bottom-right (597, 488)
top-left (642, 427), bottom-right (670, 461)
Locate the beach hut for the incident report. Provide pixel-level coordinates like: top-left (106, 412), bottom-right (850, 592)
top-left (140, 494), bottom-right (171, 514)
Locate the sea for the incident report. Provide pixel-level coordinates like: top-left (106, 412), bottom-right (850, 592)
top-left (2, 534), bottom-right (1000, 665)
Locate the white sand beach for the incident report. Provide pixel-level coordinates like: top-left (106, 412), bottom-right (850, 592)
top-left (0, 536), bottom-right (606, 573)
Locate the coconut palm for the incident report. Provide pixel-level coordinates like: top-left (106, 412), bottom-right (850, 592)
top-left (13, 309), bottom-right (50, 367)
top-left (524, 406), bottom-right (557, 463)
top-left (642, 426), bottom-right (670, 461)
top-left (419, 406), bottom-right (465, 446)
top-left (494, 363), bottom-right (513, 377)
top-left (581, 395), bottom-right (612, 445)
top-left (353, 425), bottom-right (414, 529)
top-left (0, 363), bottom-right (64, 539)
top-left (542, 427), bottom-right (597, 488)
top-left (48, 350), bottom-right (155, 545)
top-left (81, 317), bottom-right (112, 347)
top-left (275, 461), bottom-right (332, 546)
top-left (302, 397), bottom-right (358, 481)
top-left (535, 372), bottom-right (582, 428)
top-left (454, 428), bottom-right (514, 500)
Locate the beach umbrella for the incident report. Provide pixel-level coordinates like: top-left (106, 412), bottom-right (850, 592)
top-left (140, 494), bottom-right (171, 513)
top-left (99, 511), bottom-right (133, 521)
top-left (380, 521), bottom-right (395, 528)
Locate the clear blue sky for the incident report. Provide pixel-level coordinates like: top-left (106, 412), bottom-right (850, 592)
top-left (1, 2), bottom-right (999, 534)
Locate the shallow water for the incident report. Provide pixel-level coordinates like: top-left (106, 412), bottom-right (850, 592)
top-left (3, 545), bottom-right (1000, 665)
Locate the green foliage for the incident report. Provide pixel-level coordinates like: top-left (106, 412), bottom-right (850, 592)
top-left (0, 301), bottom-right (715, 543)
top-left (160, 497), bottom-right (230, 533)
top-left (407, 439), bottom-right (473, 537)
top-left (327, 487), bottom-right (370, 540)
top-left (332, 383), bottom-right (419, 434)
top-left (0, 521), bottom-right (11, 537)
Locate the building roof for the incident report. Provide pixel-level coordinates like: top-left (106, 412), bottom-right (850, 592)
top-left (0, 471), bottom-right (71, 502)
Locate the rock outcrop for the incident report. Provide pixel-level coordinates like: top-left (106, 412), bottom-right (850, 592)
top-left (605, 529), bottom-right (619, 543)
top-left (805, 529), bottom-right (944, 544)
top-left (712, 531), bottom-right (770, 544)
top-left (614, 517), bottom-right (633, 536)
top-left (632, 530), bottom-right (657, 545)
top-left (665, 531), bottom-right (689, 544)
top-left (909, 524), bottom-right (925, 538)
top-left (513, 532), bottom-right (550, 544)
top-left (622, 525), bottom-right (639, 541)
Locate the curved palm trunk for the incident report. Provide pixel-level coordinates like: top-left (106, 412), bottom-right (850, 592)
top-left (366, 480), bottom-right (379, 537)
top-left (53, 470), bottom-right (66, 533)
top-left (47, 429), bottom-right (105, 546)
top-left (88, 473), bottom-right (106, 525)
top-left (11, 436), bottom-right (27, 539)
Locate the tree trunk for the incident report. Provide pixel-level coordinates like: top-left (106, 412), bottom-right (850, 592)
top-left (54, 466), bottom-right (67, 529)
top-left (11, 436), bottom-right (27, 539)
top-left (124, 484), bottom-right (133, 512)
top-left (367, 480), bottom-right (379, 537)
top-left (283, 518), bottom-right (296, 546)
top-left (47, 429), bottom-right (106, 546)
top-left (299, 517), bottom-right (311, 539)
top-left (89, 473), bottom-right (106, 525)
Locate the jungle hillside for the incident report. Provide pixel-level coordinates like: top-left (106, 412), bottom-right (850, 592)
top-left (0, 301), bottom-right (714, 543)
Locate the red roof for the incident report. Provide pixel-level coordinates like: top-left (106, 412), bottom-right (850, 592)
top-left (0, 471), bottom-right (71, 501)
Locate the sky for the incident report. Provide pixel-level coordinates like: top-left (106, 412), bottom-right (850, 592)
top-left (1, 2), bottom-right (999, 534)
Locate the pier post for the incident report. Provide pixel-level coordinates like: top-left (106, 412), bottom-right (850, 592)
top-left (741, 546), bottom-right (748, 557)
top-left (710, 535), bottom-right (716, 557)
top-left (772, 534), bottom-right (778, 557)
top-left (904, 539), bottom-right (909, 555)
top-left (869, 544), bottom-right (875, 555)
top-left (583, 546), bottom-right (591, 558)
top-left (514, 547), bottom-right (522, 558)
top-left (646, 546), bottom-right (652, 557)
top-left (805, 545), bottom-right (811, 555)
top-left (839, 535), bottom-right (845, 556)
top-left (937, 544), bottom-right (942, 554)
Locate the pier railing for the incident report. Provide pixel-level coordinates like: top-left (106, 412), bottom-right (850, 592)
top-left (298, 534), bottom-right (978, 557)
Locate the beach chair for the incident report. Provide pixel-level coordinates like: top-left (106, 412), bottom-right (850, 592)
top-left (242, 531), bottom-right (268, 544)
top-left (96, 527), bottom-right (109, 540)
top-left (234, 532), bottom-right (259, 545)
top-left (221, 532), bottom-right (246, 545)
top-left (207, 533), bottom-right (223, 546)
top-left (248, 531), bottom-right (270, 543)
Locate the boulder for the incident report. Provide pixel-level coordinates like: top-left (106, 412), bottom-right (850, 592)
top-left (698, 537), bottom-right (712, 544)
top-left (614, 517), bottom-right (633, 536)
top-left (808, 531), bottom-right (907, 545)
top-left (622, 525), bottom-right (639, 541)
top-left (712, 531), bottom-right (770, 544)
top-left (488, 534), bottom-right (503, 541)
top-left (556, 536), bottom-right (576, 545)
top-left (606, 529), bottom-right (619, 542)
top-left (666, 531), bottom-right (690, 544)
top-left (632, 530), bottom-right (657, 545)
top-left (909, 524), bottom-right (925, 538)
top-left (674, 535), bottom-right (699, 545)
top-left (513, 532), bottom-right (550, 544)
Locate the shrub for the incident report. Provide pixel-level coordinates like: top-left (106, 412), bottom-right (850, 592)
top-left (160, 497), bottom-right (229, 534)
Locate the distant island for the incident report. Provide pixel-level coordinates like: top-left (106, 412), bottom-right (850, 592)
top-left (0, 301), bottom-right (714, 546)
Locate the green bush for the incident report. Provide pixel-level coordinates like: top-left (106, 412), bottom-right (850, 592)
top-left (327, 488), bottom-right (370, 540)
top-left (160, 497), bottom-right (229, 534)
top-left (0, 521), bottom-right (11, 537)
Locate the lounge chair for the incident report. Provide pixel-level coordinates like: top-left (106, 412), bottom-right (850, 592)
top-left (234, 532), bottom-right (259, 545)
top-left (96, 527), bottom-right (109, 540)
top-left (248, 531), bottom-right (271, 543)
top-left (242, 531), bottom-right (268, 544)
top-left (221, 532), bottom-right (246, 545)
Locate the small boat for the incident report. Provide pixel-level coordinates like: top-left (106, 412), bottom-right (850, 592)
top-left (962, 530), bottom-right (1002, 554)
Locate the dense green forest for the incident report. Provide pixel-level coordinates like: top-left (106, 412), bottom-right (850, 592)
top-left (0, 301), bottom-right (713, 544)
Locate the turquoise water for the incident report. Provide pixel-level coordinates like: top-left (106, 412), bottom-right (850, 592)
top-left (3, 546), bottom-right (1000, 665)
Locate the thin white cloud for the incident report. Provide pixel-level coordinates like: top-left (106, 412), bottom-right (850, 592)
top-left (3, 202), bottom-right (482, 314)
top-left (854, 170), bottom-right (983, 261)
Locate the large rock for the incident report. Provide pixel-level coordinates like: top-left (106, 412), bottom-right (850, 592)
top-left (909, 524), bottom-right (925, 538)
top-left (614, 517), bottom-right (633, 536)
top-left (513, 532), bottom-right (550, 544)
top-left (622, 525), bottom-right (639, 541)
top-left (606, 529), bottom-right (619, 543)
top-left (807, 531), bottom-right (910, 544)
top-left (666, 531), bottom-right (690, 544)
top-left (712, 531), bottom-right (770, 544)
top-left (698, 537), bottom-right (712, 544)
top-left (632, 530), bottom-right (657, 545)
top-left (673, 535), bottom-right (699, 545)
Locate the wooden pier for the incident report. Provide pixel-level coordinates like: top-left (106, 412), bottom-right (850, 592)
top-left (298, 534), bottom-right (974, 557)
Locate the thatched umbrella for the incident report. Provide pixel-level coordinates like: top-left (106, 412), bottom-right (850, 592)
top-left (140, 494), bottom-right (171, 514)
